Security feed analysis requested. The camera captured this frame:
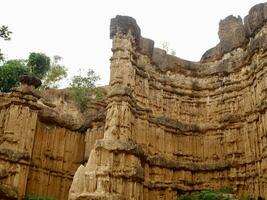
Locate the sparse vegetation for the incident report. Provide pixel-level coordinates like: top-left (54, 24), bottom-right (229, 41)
top-left (0, 25), bottom-right (12, 61)
top-left (162, 41), bottom-right (176, 56)
top-left (178, 189), bottom-right (233, 200)
top-left (69, 68), bottom-right (102, 111)
top-left (217, 187), bottom-right (233, 193)
top-left (24, 195), bottom-right (56, 200)
top-left (41, 55), bottom-right (67, 89)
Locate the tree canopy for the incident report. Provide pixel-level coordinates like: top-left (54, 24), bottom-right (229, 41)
top-left (0, 25), bottom-right (12, 61)
top-left (0, 53), bottom-right (61, 92)
top-left (0, 25), bottom-right (101, 108)
top-left (41, 56), bottom-right (67, 89)
top-left (27, 52), bottom-right (51, 79)
top-left (69, 69), bottom-right (101, 111)
top-left (0, 60), bottom-right (29, 92)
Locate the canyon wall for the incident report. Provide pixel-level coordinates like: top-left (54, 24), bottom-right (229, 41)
top-left (0, 85), bottom-right (106, 199)
top-left (69, 3), bottom-right (267, 200)
top-left (0, 3), bottom-right (266, 200)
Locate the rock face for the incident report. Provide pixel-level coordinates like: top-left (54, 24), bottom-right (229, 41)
top-left (218, 15), bottom-right (247, 54)
top-left (0, 81), bottom-right (107, 199)
top-left (201, 3), bottom-right (267, 62)
top-left (1, 3), bottom-right (267, 200)
top-left (201, 15), bottom-right (247, 62)
top-left (69, 3), bottom-right (267, 200)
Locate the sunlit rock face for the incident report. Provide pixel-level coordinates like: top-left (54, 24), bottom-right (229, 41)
top-left (69, 3), bottom-right (267, 200)
top-left (0, 77), bottom-right (107, 199)
top-left (1, 3), bottom-right (267, 200)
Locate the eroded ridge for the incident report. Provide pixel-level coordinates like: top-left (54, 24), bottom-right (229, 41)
top-left (0, 77), bottom-right (107, 199)
top-left (69, 3), bottom-right (267, 200)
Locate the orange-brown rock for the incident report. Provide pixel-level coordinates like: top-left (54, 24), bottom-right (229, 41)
top-left (0, 80), bottom-right (107, 199)
top-left (69, 3), bottom-right (267, 200)
top-left (1, 3), bottom-right (267, 200)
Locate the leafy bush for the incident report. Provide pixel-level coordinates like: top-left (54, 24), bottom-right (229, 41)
top-left (27, 52), bottom-right (51, 79)
top-left (217, 187), bottom-right (233, 194)
top-left (0, 60), bottom-right (30, 92)
top-left (69, 68), bottom-right (102, 111)
top-left (0, 53), bottom-right (68, 92)
top-left (179, 189), bottom-right (233, 200)
top-left (41, 56), bottom-right (67, 89)
top-left (180, 193), bottom-right (198, 200)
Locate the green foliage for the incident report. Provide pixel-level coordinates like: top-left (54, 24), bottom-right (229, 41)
top-left (0, 25), bottom-right (12, 40)
top-left (25, 195), bottom-right (56, 200)
top-left (180, 193), bottom-right (198, 200)
top-left (0, 59), bottom-right (29, 92)
top-left (198, 190), bottom-right (220, 200)
top-left (217, 187), bottom-right (233, 193)
top-left (27, 52), bottom-right (51, 79)
top-left (0, 25), bottom-right (12, 61)
top-left (41, 56), bottom-right (67, 89)
top-left (69, 68), bottom-right (101, 111)
top-left (179, 189), bottom-right (233, 200)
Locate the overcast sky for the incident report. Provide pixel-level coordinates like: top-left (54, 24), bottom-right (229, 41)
top-left (0, 0), bottom-right (264, 86)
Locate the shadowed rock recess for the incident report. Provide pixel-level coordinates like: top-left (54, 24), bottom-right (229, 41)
top-left (0, 3), bottom-right (267, 200)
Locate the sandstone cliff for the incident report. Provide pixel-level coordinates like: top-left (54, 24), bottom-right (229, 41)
top-left (1, 2), bottom-right (267, 200)
top-left (0, 79), bottom-right (107, 199)
top-left (69, 3), bottom-right (267, 200)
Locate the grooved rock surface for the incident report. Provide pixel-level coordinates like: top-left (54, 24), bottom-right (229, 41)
top-left (202, 15), bottom-right (247, 63)
top-left (219, 15), bottom-right (247, 54)
top-left (202, 3), bottom-right (267, 62)
top-left (70, 4), bottom-right (267, 200)
top-left (1, 3), bottom-right (267, 200)
top-left (0, 88), bottom-right (107, 199)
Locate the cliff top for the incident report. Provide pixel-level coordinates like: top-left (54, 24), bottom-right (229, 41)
top-left (110, 3), bottom-right (267, 65)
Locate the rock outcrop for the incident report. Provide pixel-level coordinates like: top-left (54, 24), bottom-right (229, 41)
top-left (69, 3), bottom-right (267, 200)
top-left (0, 77), bottom-right (107, 199)
top-left (1, 3), bottom-right (267, 200)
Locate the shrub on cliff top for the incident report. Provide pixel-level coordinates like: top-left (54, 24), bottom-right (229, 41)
top-left (0, 59), bottom-right (29, 92)
top-left (69, 68), bottom-right (102, 111)
top-left (27, 52), bottom-right (51, 79)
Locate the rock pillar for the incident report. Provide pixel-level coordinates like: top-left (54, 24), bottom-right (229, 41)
top-left (0, 76), bottom-right (41, 199)
top-left (69, 16), bottom-right (144, 200)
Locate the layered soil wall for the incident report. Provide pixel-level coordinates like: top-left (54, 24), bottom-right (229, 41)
top-left (69, 3), bottom-right (267, 200)
top-left (0, 89), bottom-right (106, 199)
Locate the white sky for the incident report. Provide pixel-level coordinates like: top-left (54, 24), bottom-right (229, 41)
top-left (0, 0), bottom-right (264, 86)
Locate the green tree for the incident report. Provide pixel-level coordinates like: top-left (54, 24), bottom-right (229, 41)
top-left (69, 68), bottom-right (101, 111)
top-left (27, 52), bottom-right (50, 79)
top-left (0, 25), bottom-right (12, 61)
top-left (41, 55), bottom-right (67, 89)
top-left (0, 53), bottom-right (68, 92)
top-left (0, 59), bottom-right (29, 92)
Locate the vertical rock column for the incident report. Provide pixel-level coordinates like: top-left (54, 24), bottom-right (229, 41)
top-left (0, 76), bottom-right (41, 199)
top-left (69, 16), bottom-right (144, 200)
